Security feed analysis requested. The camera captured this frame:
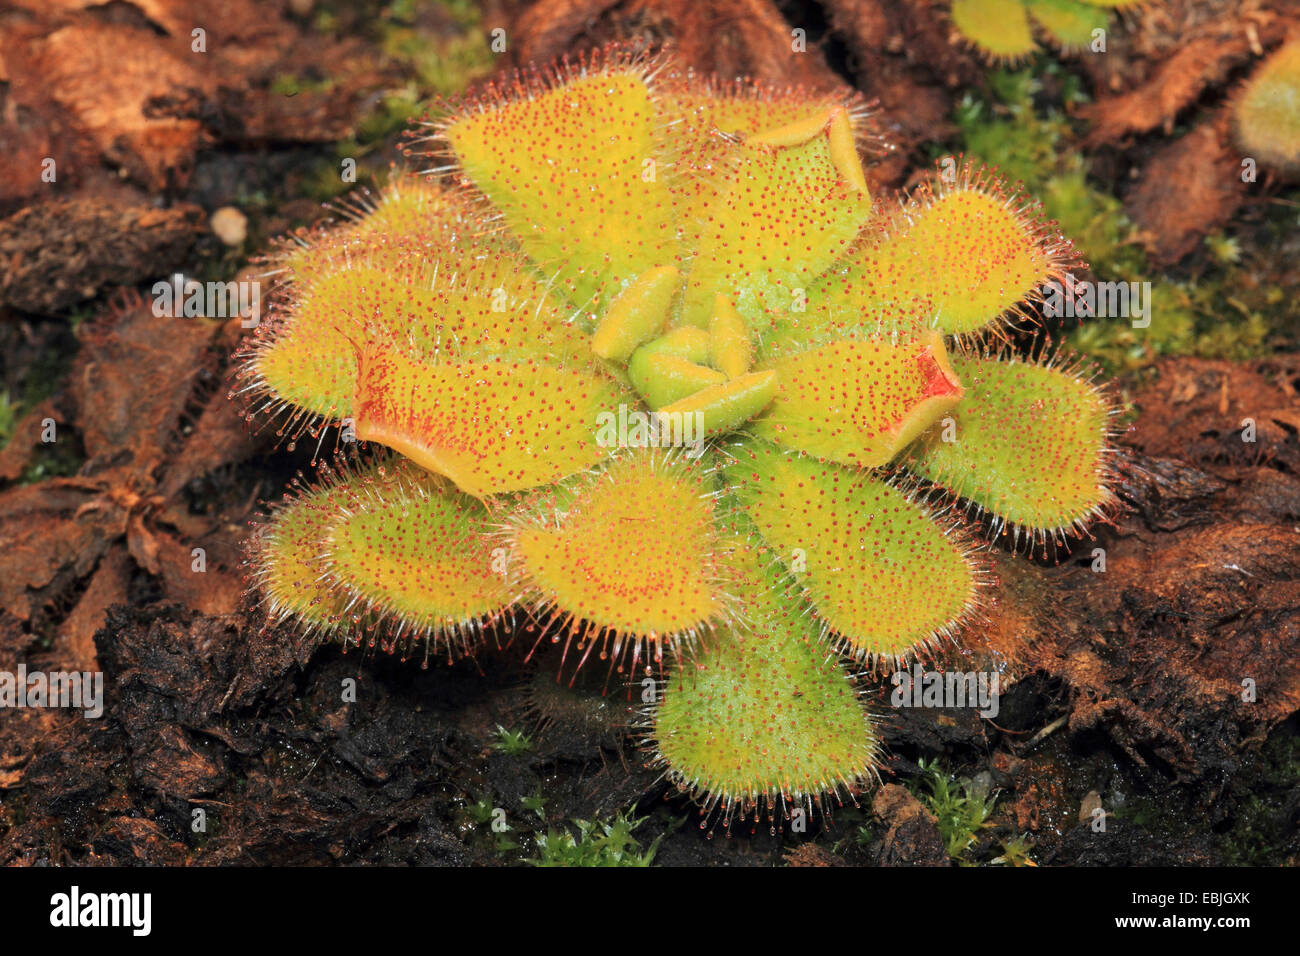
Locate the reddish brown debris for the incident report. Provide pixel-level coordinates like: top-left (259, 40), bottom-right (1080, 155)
top-left (1124, 114), bottom-right (1247, 266)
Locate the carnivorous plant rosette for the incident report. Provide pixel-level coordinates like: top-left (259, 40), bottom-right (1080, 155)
top-left (1232, 39), bottom-right (1300, 174)
top-left (950, 0), bottom-right (1147, 62)
top-left (237, 49), bottom-right (1120, 824)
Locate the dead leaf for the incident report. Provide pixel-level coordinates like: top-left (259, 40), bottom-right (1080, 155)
top-left (1124, 117), bottom-right (1246, 265)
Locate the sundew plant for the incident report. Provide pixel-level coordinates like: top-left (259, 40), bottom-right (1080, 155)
top-left (237, 48), bottom-right (1120, 829)
top-left (950, 0), bottom-right (1146, 62)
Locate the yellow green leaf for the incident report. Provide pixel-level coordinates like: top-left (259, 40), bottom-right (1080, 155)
top-left (652, 541), bottom-right (877, 812)
top-left (905, 351), bottom-right (1118, 535)
top-left (353, 345), bottom-right (624, 498)
top-left (728, 441), bottom-right (983, 661)
top-left (443, 68), bottom-right (678, 310)
top-left (510, 452), bottom-right (727, 663)
top-left (751, 330), bottom-right (964, 468)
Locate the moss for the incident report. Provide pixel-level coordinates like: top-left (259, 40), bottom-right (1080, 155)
top-left (1216, 723), bottom-right (1300, 866)
top-left (382, 25), bottom-right (492, 98)
top-left (1, 324), bottom-right (83, 480)
top-left (908, 758), bottom-right (997, 861)
top-left (0, 392), bottom-right (15, 448)
top-left (284, 0), bottom-right (494, 205)
top-left (529, 811), bottom-right (663, 867)
top-left (491, 725), bottom-right (533, 756)
top-left (991, 833), bottom-right (1037, 866)
top-left (269, 73), bottom-right (336, 98)
top-left (18, 444), bottom-right (83, 484)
